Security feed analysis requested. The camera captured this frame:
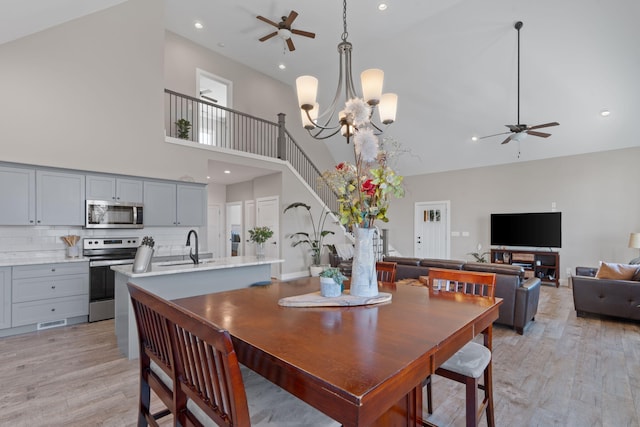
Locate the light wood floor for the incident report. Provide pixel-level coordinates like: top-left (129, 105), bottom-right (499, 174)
top-left (1, 285), bottom-right (638, 426)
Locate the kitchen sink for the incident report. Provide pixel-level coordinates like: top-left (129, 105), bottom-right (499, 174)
top-left (156, 259), bottom-right (214, 266)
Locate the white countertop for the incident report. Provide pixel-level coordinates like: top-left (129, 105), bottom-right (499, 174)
top-left (111, 256), bottom-right (283, 278)
top-left (0, 255), bottom-right (89, 267)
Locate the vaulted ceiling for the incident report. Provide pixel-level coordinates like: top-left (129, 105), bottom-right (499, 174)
top-left (3, 0), bottom-right (638, 176)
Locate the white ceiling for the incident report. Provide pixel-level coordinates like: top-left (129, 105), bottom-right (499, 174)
top-left (3, 0), bottom-right (639, 179)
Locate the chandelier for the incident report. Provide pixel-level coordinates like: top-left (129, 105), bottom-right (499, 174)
top-left (295, 0), bottom-right (398, 142)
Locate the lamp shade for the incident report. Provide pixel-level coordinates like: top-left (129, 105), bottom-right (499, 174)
top-left (296, 76), bottom-right (318, 109)
top-left (361, 69), bottom-right (384, 105)
top-left (378, 93), bottom-right (398, 125)
top-left (629, 232), bottom-right (640, 249)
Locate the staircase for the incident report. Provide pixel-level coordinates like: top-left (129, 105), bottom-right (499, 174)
top-left (165, 89), bottom-right (391, 259)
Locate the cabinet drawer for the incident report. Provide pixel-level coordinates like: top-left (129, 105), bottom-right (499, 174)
top-left (13, 262), bottom-right (88, 279)
top-left (12, 295), bottom-right (88, 327)
top-left (12, 274), bottom-right (88, 303)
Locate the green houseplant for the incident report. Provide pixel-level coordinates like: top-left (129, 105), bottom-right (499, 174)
top-left (319, 267), bottom-right (346, 297)
top-left (175, 118), bottom-right (191, 139)
top-left (248, 226), bottom-right (274, 257)
top-left (284, 202), bottom-right (335, 275)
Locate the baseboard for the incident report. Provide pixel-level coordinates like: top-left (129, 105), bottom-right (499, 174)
top-left (280, 270), bottom-right (310, 281)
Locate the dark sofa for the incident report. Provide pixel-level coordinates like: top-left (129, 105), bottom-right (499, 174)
top-left (383, 256), bottom-right (542, 334)
top-left (572, 266), bottom-right (640, 320)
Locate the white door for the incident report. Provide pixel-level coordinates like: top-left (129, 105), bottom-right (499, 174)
top-left (226, 202), bottom-right (243, 257)
top-left (207, 203), bottom-right (223, 258)
top-left (414, 201), bottom-right (450, 259)
top-left (244, 200), bottom-right (256, 256)
top-left (256, 196), bottom-right (280, 278)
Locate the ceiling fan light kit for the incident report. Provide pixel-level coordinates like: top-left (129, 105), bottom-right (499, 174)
top-left (256, 10), bottom-right (316, 52)
top-left (479, 21), bottom-right (559, 147)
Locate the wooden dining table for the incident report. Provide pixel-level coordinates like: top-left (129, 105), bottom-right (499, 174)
top-left (172, 277), bottom-right (502, 426)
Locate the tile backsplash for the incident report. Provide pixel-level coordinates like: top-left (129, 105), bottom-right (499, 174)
top-left (0, 225), bottom-right (206, 260)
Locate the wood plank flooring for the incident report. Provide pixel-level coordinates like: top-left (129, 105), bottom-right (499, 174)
top-left (0, 285), bottom-right (638, 426)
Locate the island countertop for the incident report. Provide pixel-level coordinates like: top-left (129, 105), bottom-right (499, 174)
top-left (111, 255), bottom-right (283, 278)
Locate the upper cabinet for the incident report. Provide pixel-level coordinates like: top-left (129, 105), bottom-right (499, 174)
top-left (86, 175), bottom-right (143, 203)
top-left (0, 166), bottom-right (84, 226)
top-left (144, 181), bottom-right (206, 227)
top-left (36, 170), bottom-right (85, 226)
top-left (0, 165), bottom-right (36, 225)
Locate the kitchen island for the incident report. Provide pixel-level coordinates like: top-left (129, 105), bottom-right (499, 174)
top-left (112, 256), bottom-right (283, 359)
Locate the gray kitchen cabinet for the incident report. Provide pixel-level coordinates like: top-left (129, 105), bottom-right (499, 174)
top-left (144, 181), bottom-right (206, 226)
top-left (36, 170), bottom-right (85, 225)
top-left (11, 262), bottom-right (88, 327)
top-left (86, 175), bottom-right (143, 203)
top-left (0, 165), bottom-right (36, 225)
top-left (0, 267), bottom-right (11, 329)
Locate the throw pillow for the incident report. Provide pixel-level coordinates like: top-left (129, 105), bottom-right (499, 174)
top-left (633, 269), bottom-right (640, 282)
top-left (595, 261), bottom-right (640, 280)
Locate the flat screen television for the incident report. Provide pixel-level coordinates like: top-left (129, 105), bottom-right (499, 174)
top-left (490, 212), bottom-right (562, 248)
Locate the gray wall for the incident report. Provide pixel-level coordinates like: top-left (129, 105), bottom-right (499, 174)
top-left (389, 146), bottom-right (640, 283)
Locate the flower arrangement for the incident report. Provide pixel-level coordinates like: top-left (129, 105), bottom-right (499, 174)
top-left (320, 98), bottom-right (405, 228)
top-left (248, 226), bottom-right (274, 244)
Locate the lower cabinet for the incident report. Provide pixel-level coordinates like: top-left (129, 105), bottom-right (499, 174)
top-left (0, 267), bottom-right (11, 330)
top-left (11, 262), bottom-right (88, 328)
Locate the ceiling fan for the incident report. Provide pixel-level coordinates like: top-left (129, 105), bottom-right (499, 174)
top-left (256, 10), bottom-right (316, 52)
top-left (479, 21), bottom-right (559, 145)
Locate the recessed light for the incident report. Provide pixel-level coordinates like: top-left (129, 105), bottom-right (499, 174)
top-left (224, 170), bottom-right (231, 174)
top-left (600, 109), bottom-right (611, 117)
top-left (194, 21), bottom-right (204, 30)
top-left (378, 3), bottom-right (388, 11)
top-left (278, 63), bottom-right (286, 70)
top-left (206, 176), bottom-right (210, 180)
top-left (217, 42), bottom-right (225, 48)
top-left (471, 136), bottom-right (478, 142)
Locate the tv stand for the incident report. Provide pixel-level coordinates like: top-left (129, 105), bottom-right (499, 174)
top-left (490, 248), bottom-right (560, 287)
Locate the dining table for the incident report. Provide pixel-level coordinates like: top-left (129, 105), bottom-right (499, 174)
top-left (172, 277), bottom-right (502, 426)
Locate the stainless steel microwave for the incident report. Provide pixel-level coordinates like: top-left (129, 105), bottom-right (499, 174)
top-left (85, 200), bottom-right (143, 229)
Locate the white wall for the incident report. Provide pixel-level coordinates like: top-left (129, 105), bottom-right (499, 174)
top-left (388, 146), bottom-right (640, 283)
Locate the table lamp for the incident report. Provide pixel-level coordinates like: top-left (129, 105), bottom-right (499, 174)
top-left (629, 232), bottom-right (640, 264)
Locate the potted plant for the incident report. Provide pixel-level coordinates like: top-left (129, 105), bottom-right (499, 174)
top-left (319, 267), bottom-right (346, 297)
top-left (284, 202), bottom-right (335, 276)
top-left (248, 226), bottom-right (274, 257)
top-left (175, 118), bottom-right (191, 139)
top-left (468, 243), bottom-right (490, 263)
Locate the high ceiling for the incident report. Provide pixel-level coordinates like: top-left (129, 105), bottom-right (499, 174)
top-left (3, 0), bottom-right (638, 177)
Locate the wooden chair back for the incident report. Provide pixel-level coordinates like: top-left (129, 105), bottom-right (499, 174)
top-left (127, 283), bottom-right (251, 427)
top-left (427, 267), bottom-right (496, 299)
top-left (128, 283), bottom-right (176, 426)
top-left (376, 261), bottom-right (397, 286)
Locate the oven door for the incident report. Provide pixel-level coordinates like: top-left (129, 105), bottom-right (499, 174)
top-left (88, 259), bottom-right (133, 322)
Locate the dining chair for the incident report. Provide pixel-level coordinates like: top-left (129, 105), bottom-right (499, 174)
top-left (424, 267), bottom-right (497, 427)
top-left (376, 261), bottom-right (397, 286)
top-left (128, 283), bottom-right (339, 427)
top-left (128, 283), bottom-right (177, 427)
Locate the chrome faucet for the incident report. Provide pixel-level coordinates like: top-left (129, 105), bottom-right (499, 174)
top-left (186, 229), bottom-right (199, 265)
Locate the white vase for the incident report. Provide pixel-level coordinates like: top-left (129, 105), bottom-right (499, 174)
top-left (350, 227), bottom-right (378, 297)
top-left (320, 277), bottom-right (342, 297)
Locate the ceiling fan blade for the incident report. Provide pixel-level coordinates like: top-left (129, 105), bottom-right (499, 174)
top-left (291, 29), bottom-right (316, 39)
top-left (479, 131), bottom-right (512, 140)
top-left (284, 10), bottom-right (298, 27)
top-left (286, 38), bottom-right (295, 51)
top-left (528, 121), bottom-right (559, 130)
top-left (257, 15), bottom-right (279, 27)
top-left (259, 32), bottom-right (278, 42)
top-left (526, 130), bottom-right (551, 138)
top-left (501, 136), bottom-right (512, 145)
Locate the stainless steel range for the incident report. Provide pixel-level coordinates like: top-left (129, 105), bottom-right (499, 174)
top-left (84, 237), bottom-right (139, 322)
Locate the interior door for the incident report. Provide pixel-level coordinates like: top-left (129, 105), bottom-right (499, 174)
top-left (244, 200), bottom-right (256, 256)
top-left (414, 201), bottom-right (450, 259)
top-left (225, 202), bottom-right (243, 257)
top-left (207, 203), bottom-right (223, 258)
top-left (256, 196), bottom-right (280, 278)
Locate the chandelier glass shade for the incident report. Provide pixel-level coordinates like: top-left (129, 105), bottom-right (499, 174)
top-left (295, 0), bottom-right (398, 141)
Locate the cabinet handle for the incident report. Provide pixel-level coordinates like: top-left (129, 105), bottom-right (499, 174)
top-left (29, 220), bottom-right (34, 223)
top-left (51, 268), bottom-right (56, 272)
top-left (37, 220), bottom-right (41, 223)
top-left (51, 308), bottom-right (56, 312)
top-left (51, 285), bottom-right (56, 289)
